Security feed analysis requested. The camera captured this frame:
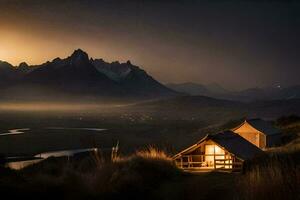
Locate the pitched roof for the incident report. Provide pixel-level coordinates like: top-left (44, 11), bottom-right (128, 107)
top-left (173, 131), bottom-right (263, 161)
top-left (244, 118), bottom-right (280, 136)
top-left (207, 131), bottom-right (263, 160)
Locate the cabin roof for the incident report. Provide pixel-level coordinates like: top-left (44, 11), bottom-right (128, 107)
top-left (206, 131), bottom-right (263, 160)
top-left (233, 118), bottom-right (280, 136)
top-left (173, 131), bottom-right (263, 161)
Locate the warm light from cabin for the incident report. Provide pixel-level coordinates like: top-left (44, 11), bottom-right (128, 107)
top-left (205, 144), bottom-right (225, 155)
top-left (205, 145), bottom-right (215, 154)
top-left (205, 145), bottom-right (215, 167)
top-left (225, 158), bottom-right (232, 169)
top-left (204, 144), bottom-right (226, 168)
top-left (215, 145), bottom-right (225, 154)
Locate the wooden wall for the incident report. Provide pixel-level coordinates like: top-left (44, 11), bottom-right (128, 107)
top-left (233, 122), bottom-right (266, 148)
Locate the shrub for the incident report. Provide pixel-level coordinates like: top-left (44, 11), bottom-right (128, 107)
top-left (88, 147), bottom-right (181, 199)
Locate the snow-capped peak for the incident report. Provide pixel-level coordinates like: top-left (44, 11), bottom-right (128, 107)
top-left (92, 59), bottom-right (132, 81)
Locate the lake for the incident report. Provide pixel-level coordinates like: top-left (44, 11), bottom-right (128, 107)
top-left (0, 127), bottom-right (115, 157)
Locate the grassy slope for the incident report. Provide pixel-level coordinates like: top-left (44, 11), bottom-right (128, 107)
top-left (0, 148), bottom-right (237, 200)
top-left (1, 126), bottom-right (299, 200)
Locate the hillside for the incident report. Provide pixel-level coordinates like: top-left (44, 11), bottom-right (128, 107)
top-left (168, 82), bottom-right (300, 102)
top-left (126, 96), bottom-right (300, 123)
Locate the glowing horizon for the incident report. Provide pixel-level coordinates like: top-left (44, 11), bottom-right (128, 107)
top-left (0, 0), bottom-right (299, 90)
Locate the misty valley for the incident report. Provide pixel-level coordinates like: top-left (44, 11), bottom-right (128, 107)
top-left (1, 96), bottom-right (299, 156)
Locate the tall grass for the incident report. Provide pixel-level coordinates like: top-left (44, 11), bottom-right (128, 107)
top-left (135, 146), bottom-right (171, 160)
top-left (0, 148), bottom-right (181, 200)
top-left (1, 144), bottom-right (299, 200)
top-left (87, 148), bottom-right (180, 199)
top-left (238, 147), bottom-right (300, 200)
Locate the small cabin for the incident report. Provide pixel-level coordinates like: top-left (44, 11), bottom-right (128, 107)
top-left (232, 118), bottom-right (281, 149)
top-left (173, 131), bottom-right (263, 172)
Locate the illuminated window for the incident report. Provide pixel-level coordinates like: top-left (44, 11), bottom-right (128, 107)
top-left (204, 145), bottom-right (215, 167)
top-left (204, 144), bottom-right (232, 169)
top-left (214, 145), bottom-right (225, 154)
top-left (205, 145), bottom-right (215, 154)
top-left (205, 144), bottom-right (225, 155)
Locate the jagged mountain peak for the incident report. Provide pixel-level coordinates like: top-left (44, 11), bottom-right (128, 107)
top-left (52, 57), bottom-right (62, 63)
top-left (71, 49), bottom-right (88, 57)
top-left (92, 59), bottom-right (132, 81)
top-left (0, 49), bottom-right (179, 99)
top-left (18, 62), bottom-right (29, 68)
top-left (69, 49), bottom-right (90, 64)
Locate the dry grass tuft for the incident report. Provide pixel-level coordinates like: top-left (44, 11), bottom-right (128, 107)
top-left (135, 146), bottom-right (171, 160)
top-left (238, 149), bottom-right (300, 200)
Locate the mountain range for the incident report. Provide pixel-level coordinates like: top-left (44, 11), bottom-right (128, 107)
top-left (1, 50), bottom-right (299, 102)
top-left (0, 49), bottom-right (178, 101)
top-left (167, 82), bottom-right (300, 102)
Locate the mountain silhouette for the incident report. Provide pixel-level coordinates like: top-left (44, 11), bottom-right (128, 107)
top-left (0, 49), bottom-right (178, 100)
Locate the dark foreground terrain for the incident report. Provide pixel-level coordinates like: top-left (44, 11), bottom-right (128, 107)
top-left (0, 143), bottom-right (299, 200)
top-left (0, 116), bottom-right (299, 200)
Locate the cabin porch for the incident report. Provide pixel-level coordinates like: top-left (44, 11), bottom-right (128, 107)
top-left (174, 154), bottom-right (243, 171)
top-left (174, 141), bottom-right (243, 172)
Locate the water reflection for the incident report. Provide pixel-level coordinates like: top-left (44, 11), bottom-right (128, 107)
top-left (0, 128), bottom-right (30, 136)
top-left (47, 127), bottom-right (107, 132)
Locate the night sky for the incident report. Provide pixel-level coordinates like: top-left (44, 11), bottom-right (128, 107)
top-left (0, 0), bottom-right (299, 90)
